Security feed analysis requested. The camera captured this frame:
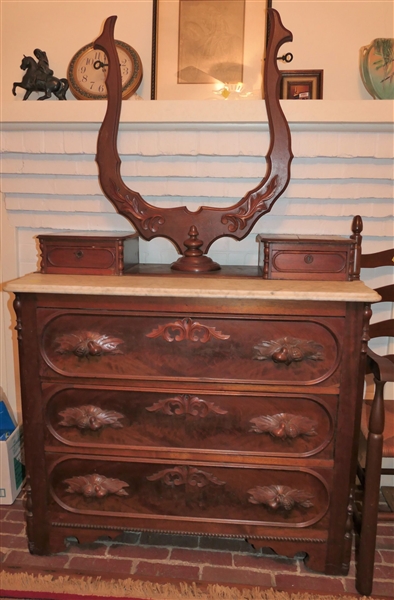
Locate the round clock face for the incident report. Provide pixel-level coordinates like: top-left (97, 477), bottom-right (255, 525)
top-left (67, 40), bottom-right (143, 100)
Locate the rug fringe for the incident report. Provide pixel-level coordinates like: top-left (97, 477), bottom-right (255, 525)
top-left (0, 571), bottom-right (375, 600)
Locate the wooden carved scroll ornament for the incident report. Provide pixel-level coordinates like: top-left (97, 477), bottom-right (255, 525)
top-left (147, 466), bottom-right (225, 488)
top-left (94, 9), bottom-right (293, 272)
top-left (146, 318), bottom-right (230, 342)
top-left (146, 394), bottom-right (228, 417)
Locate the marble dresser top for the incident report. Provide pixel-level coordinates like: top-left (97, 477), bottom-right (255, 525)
top-left (4, 272), bottom-right (381, 303)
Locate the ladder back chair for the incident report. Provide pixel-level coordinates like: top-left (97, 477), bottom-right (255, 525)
top-left (355, 245), bottom-right (394, 596)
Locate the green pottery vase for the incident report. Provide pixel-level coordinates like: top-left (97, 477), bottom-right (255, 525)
top-left (360, 38), bottom-right (394, 99)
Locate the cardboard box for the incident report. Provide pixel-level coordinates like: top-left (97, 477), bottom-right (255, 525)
top-left (0, 426), bottom-right (25, 504)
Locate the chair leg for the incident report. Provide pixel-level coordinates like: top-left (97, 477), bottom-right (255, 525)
top-left (356, 433), bottom-right (384, 595)
top-left (356, 379), bottom-right (385, 596)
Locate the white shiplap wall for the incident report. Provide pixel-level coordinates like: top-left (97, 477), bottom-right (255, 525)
top-left (1, 102), bottom-right (393, 423)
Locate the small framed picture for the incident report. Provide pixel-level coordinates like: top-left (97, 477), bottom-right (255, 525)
top-left (280, 70), bottom-right (323, 100)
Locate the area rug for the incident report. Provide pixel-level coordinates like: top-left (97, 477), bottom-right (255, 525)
top-left (0, 571), bottom-right (382, 600)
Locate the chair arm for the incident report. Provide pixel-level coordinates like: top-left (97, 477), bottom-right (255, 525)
top-left (367, 347), bottom-right (394, 383)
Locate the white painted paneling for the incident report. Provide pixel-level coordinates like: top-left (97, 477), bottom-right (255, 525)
top-left (1, 117), bottom-right (393, 417)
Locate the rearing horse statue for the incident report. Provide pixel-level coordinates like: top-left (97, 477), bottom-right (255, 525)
top-left (94, 9), bottom-right (293, 272)
top-left (12, 52), bottom-right (69, 101)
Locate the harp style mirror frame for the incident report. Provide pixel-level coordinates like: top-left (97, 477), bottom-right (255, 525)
top-left (94, 9), bottom-right (293, 273)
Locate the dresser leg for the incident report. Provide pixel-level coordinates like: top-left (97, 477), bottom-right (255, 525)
top-left (303, 546), bottom-right (330, 573)
top-left (24, 478), bottom-right (51, 556)
top-left (246, 538), bottom-right (327, 573)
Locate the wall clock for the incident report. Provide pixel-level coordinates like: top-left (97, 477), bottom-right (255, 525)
top-left (67, 40), bottom-right (142, 100)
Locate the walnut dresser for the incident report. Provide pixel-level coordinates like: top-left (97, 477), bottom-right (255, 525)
top-left (4, 272), bottom-right (379, 575)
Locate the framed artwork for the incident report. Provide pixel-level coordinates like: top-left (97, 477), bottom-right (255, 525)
top-left (151, 0), bottom-right (271, 100)
top-left (280, 70), bottom-right (323, 100)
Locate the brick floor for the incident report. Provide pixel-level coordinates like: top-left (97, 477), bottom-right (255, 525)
top-left (0, 491), bottom-right (393, 597)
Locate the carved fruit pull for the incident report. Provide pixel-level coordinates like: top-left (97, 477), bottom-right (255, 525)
top-left (147, 466), bottom-right (225, 488)
top-left (250, 413), bottom-right (317, 439)
top-left (146, 318), bottom-right (230, 343)
top-left (146, 394), bottom-right (227, 418)
top-left (248, 485), bottom-right (314, 511)
top-left (64, 474), bottom-right (129, 498)
top-left (59, 405), bottom-right (125, 431)
top-left (253, 336), bottom-right (324, 365)
top-left (55, 331), bottom-right (124, 357)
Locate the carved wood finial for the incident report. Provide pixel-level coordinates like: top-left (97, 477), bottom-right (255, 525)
top-left (171, 226), bottom-right (220, 272)
top-left (350, 214), bottom-right (363, 280)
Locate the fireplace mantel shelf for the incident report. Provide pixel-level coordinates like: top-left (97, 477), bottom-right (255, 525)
top-left (2, 100), bottom-right (393, 132)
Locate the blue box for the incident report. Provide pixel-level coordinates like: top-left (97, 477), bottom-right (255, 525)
top-left (0, 401), bottom-right (16, 440)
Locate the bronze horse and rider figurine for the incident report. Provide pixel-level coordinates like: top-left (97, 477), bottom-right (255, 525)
top-left (12, 49), bottom-right (69, 100)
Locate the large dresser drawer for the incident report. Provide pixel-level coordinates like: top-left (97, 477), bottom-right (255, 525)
top-left (44, 385), bottom-right (335, 459)
top-left (38, 309), bottom-right (343, 386)
top-left (47, 455), bottom-right (331, 533)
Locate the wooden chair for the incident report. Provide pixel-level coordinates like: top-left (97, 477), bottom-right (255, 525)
top-left (355, 246), bottom-right (394, 596)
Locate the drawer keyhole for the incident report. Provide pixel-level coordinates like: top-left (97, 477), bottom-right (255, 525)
top-left (74, 250), bottom-right (84, 260)
top-left (304, 254), bottom-right (314, 264)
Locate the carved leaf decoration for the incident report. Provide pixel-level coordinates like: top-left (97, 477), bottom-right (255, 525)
top-left (147, 466), bottom-right (225, 488)
top-left (146, 318), bottom-right (230, 343)
top-left (253, 336), bottom-right (324, 365)
top-left (221, 176), bottom-right (279, 232)
top-left (58, 405), bottom-right (125, 431)
top-left (64, 474), bottom-right (129, 498)
top-left (250, 413), bottom-right (317, 439)
top-left (110, 180), bottom-right (166, 233)
top-left (55, 332), bottom-right (124, 357)
top-left (248, 485), bottom-right (314, 511)
top-left (146, 394), bottom-right (228, 417)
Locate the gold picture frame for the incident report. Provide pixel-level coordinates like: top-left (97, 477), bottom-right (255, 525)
top-left (280, 69), bottom-right (323, 100)
top-left (152, 0), bottom-right (271, 100)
